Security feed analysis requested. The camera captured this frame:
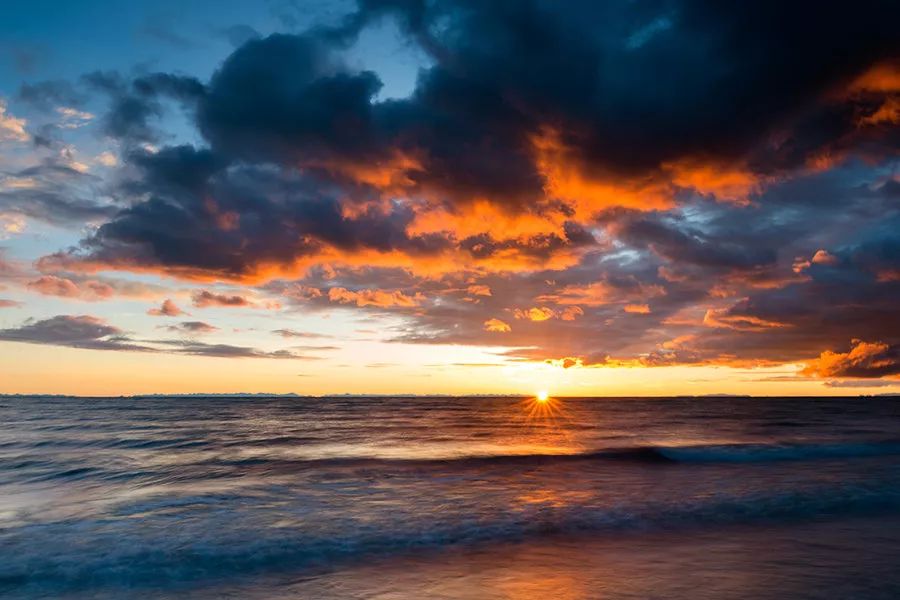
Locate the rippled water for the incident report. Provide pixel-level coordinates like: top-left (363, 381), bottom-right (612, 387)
top-left (2, 395), bottom-right (900, 598)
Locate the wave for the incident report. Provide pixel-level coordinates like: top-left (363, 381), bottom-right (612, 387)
top-left (3, 478), bottom-right (900, 594)
top-left (651, 439), bottom-right (900, 463)
top-left (213, 439), bottom-right (900, 470)
top-left (8, 440), bottom-right (899, 487)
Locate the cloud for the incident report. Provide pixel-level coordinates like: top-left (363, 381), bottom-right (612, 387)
top-left (220, 24), bottom-right (261, 48)
top-left (467, 285), bottom-right (492, 297)
top-left (8, 2), bottom-right (900, 376)
top-left (1, 213), bottom-right (26, 237)
top-left (0, 314), bottom-right (313, 359)
top-left (812, 249), bottom-right (839, 266)
top-left (165, 321), bottom-right (219, 334)
top-left (823, 378), bottom-right (900, 388)
top-left (1, 162), bottom-right (117, 226)
top-left (27, 275), bottom-right (114, 300)
top-left (624, 304), bottom-right (651, 314)
top-left (483, 318), bottom-right (511, 333)
top-left (147, 299), bottom-right (186, 317)
top-left (0, 99), bottom-right (28, 142)
top-left (49, 0), bottom-right (900, 282)
top-left (153, 339), bottom-right (316, 359)
top-left (0, 315), bottom-right (148, 351)
top-left (23, 273), bottom-right (168, 302)
top-left (0, 299), bottom-right (21, 308)
top-left (703, 308), bottom-right (789, 331)
top-left (83, 71), bottom-right (205, 143)
top-left (95, 151), bottom-right (118, 167)
top-left (327, 286), bottom-right (422, 308)
top-left (803, 339), bottom-right (900, 378)
top-left (18, 80), bottom-right (87, 112)
top-left (192, 289), bottom-right (256, 308)
top-left (55, 106), bottom-right (94, 129)
top-left (273, 328), bottom-right (330, 339)
top-left (513, 307), bottom-right (556, 322)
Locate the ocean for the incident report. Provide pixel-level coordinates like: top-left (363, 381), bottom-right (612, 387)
top-left (1, 395), bottom-right (899, 599)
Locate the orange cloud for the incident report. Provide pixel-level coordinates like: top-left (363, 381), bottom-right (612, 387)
top-left (512, 305), bottom-right (585, 322)
top-left (558, 306), bottom-right (584, 321)
top-left (538, 280), bottom-right (664, 308)
top-left (876, 269), bottom-right (900, 282)
top-left (311, 150), bottom-right (423, 194)
top-left (811, 249), bottom-right (839, 265)
top-left (544, 356), bottom-right (582, 369)
top-left (26, 275), bottom-right (114, 301)
top-left (793, 249), bottom-right (839, 274)
top-left (802, 339), bottom-right (899, 378)
top-left (407, 198), bottom-right (567, 240)
top-left (513, 306), bottom-right (556, 322)
top-left (663, 159), bottom-right (761, 204)
top-left (37, 232), bottom-right (590, 285)
top-left (467, 284), bottom-right (492, 297)
top-left (849, 62), bottom-right (900, 94)
top-left (623, 303), bottom-right (650, 314)
top-left (530, 128), bottom-right (672, 216)
top-left (537, 282), bottom-right (613, 307)
top-left (844, 62), bottom-right (900, 128)
top-left (327, 287), bottom-right (422, 308)
top-left (483, 318), bottom-right (511, 332)
top-left (858, 97), bottom-right (900, 127)
top-left (661, 334), bottom-right (696, 350)
top-left (703, 307), bottom-right (789, 331)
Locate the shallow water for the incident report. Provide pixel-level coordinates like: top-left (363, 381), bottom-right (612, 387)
top-left (1, 395), bottom-right (899, 598)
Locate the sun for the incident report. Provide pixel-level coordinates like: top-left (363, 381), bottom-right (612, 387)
top-left (522, 390), bottom-right (563, 421)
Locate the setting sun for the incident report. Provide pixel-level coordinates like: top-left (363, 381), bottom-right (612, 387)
top-left (536, 390), bottom-right (550, 403)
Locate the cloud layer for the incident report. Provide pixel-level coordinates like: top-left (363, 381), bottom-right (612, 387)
top-left (3, 0), bottom-right (899, 382)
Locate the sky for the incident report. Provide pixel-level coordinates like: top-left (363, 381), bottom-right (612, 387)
top-left (0, 0), bottom-right (899, 396)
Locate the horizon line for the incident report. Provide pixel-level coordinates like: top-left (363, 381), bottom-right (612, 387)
top-left (2, 393), bottom-right (899, 400)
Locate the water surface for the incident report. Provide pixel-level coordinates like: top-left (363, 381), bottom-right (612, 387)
top-left (1, 395), bottom-right (899, 598)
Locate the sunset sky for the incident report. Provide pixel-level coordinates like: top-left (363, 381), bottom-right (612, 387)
top-left (0, 0), bottom-right (898, 396)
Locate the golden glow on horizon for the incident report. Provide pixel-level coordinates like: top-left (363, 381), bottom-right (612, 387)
top-left (0, 342), bottom-right (896, 397)
top-left (536, 390), bottom-right (549, 403)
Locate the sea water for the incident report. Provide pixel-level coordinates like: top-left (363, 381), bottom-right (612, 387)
top-left (1, 395), bottom-right (899, 598)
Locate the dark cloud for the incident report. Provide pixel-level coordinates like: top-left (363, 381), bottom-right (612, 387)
top-left (165, 321), bottom-right (218, 334)
top-left (192, 290), bottom-right (256, 308)
top-left (273, 328), bottom-right (331, 339)
top-left (0, 315), bottom-right (315, 359)
top-left (83, 70), bottom-right (205, 143)
top-left (824, 378), bottom-right (900, 388)
top-left (153, 339), bottom-right (319, 359)
top-left (608, 210), bottom-right (777, 271)
top-left (49, 146), bottom-right (462, 279)
top-left (1, 162), bottom-right (117, 226)
top-left (52, 0), bottom-right (898, 278)
top-left (17, 80), bottom-right (88, 112)
top-left (0, 315), bottom-right (149, 352)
